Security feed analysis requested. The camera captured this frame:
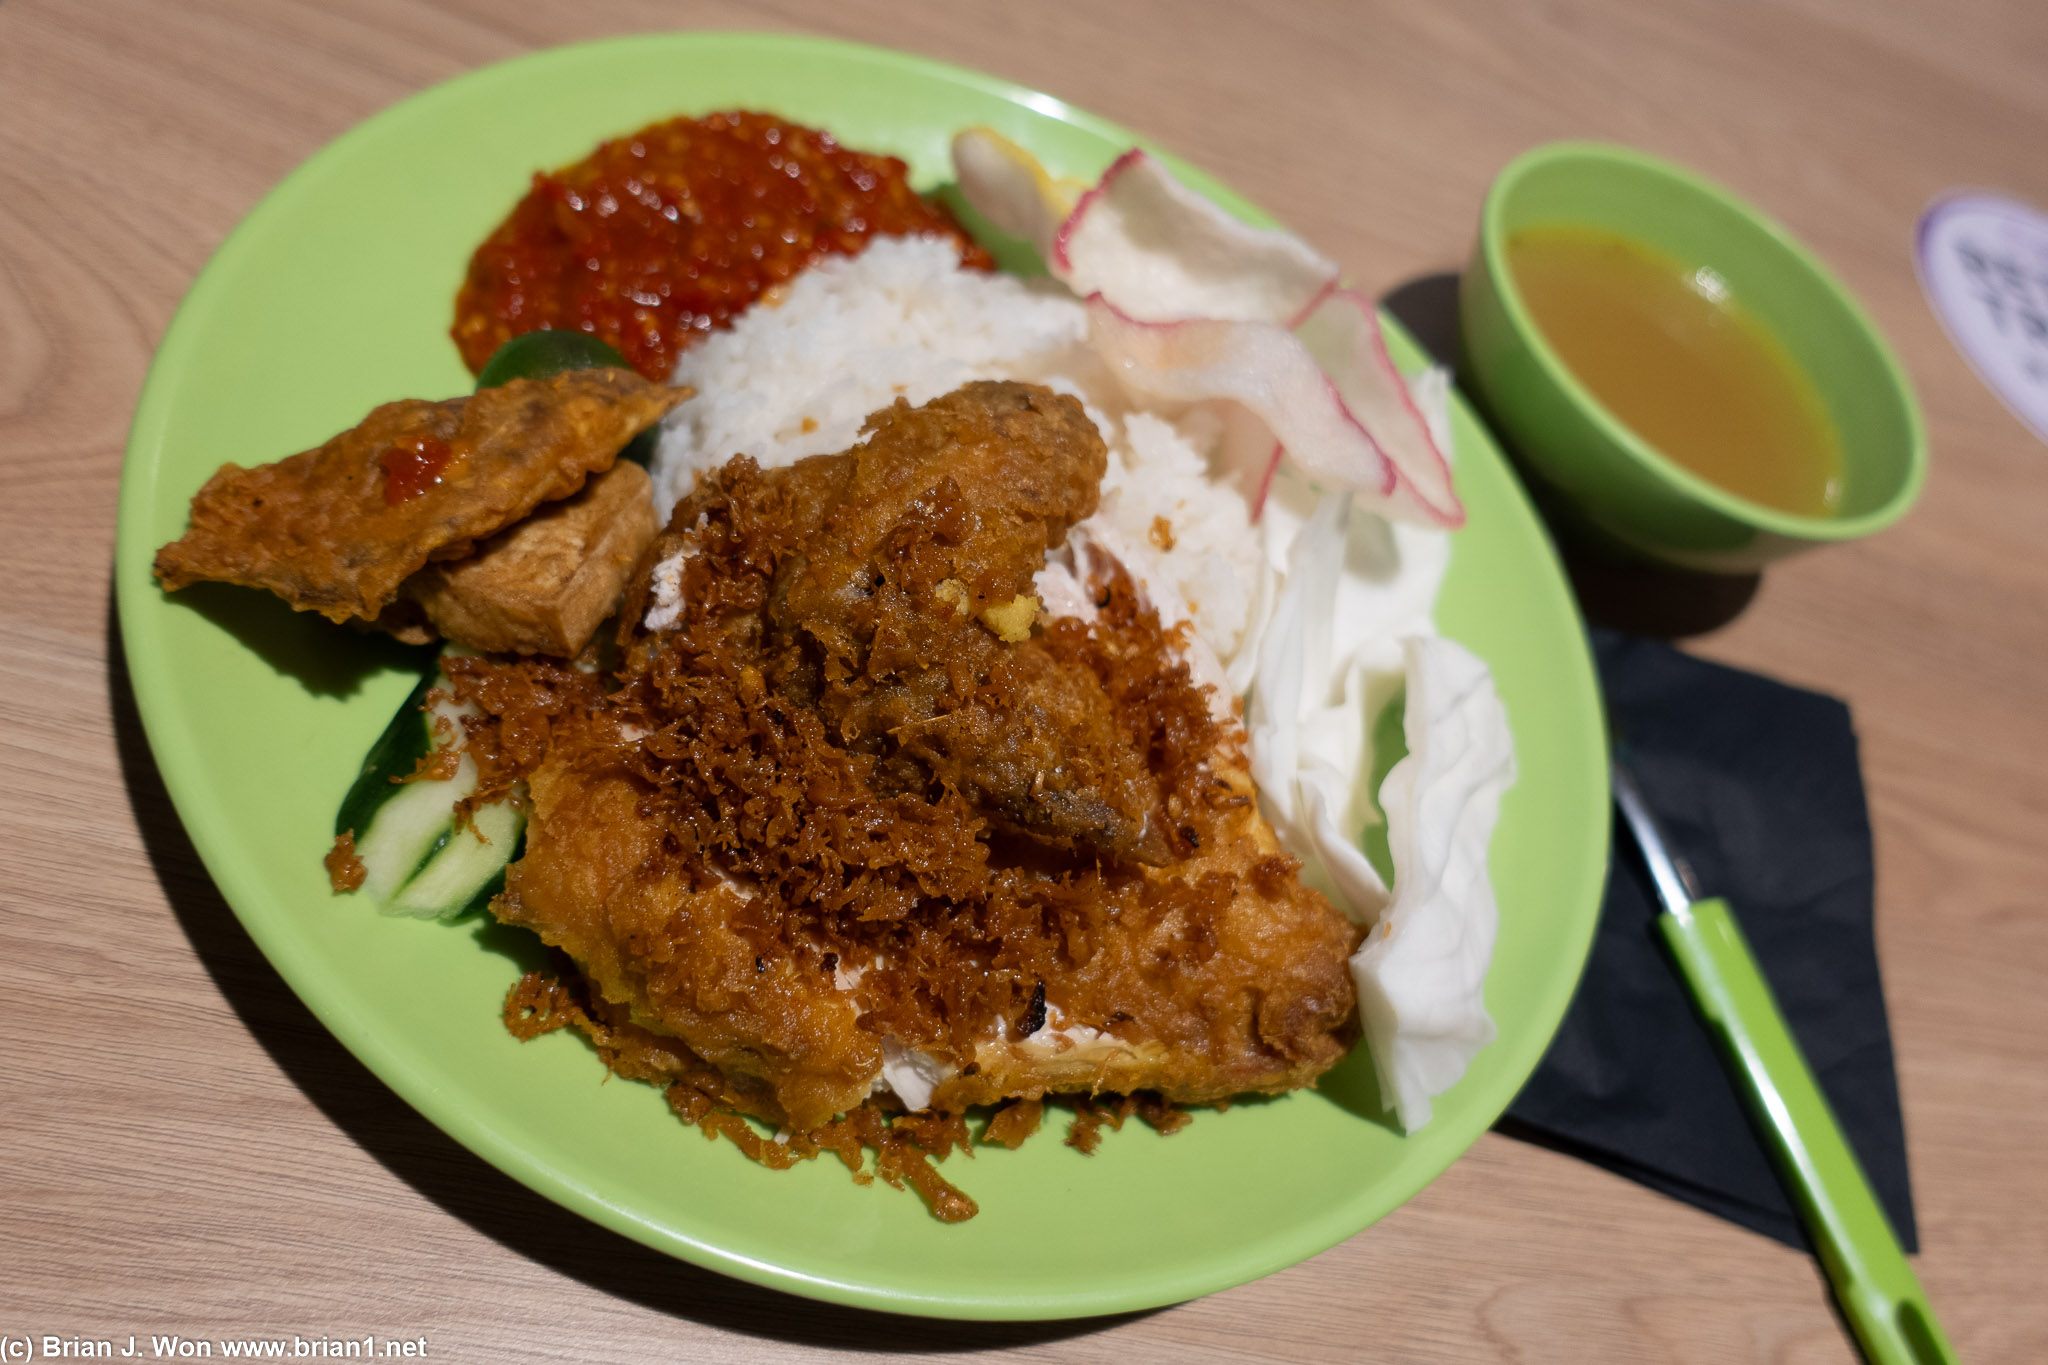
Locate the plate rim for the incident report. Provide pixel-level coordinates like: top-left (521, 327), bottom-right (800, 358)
top-left (114, 28), bottom-right (1609, 1320)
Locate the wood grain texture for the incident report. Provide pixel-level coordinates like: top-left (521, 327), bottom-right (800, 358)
top-left (3, 1), bottom-right (2044, 1360)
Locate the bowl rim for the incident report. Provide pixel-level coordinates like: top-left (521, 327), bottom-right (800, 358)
top-left (1477, 138), bottom-right (1927, 541)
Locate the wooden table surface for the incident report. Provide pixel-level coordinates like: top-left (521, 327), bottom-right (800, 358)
top-left (5, 1), bottom-right (2045, 1360)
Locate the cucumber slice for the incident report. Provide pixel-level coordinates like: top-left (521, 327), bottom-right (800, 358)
top-left (354, 752), bottom-right (481, 902)
top-left (389, 796), bottom-right (524, 919)
top-left (335, 668), bottom-right (438, 842)
top-left (334, 650), bottom-right (525, 920)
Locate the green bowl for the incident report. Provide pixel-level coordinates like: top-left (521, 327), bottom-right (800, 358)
top-left (1459, 141), bottom-right (1926, 571)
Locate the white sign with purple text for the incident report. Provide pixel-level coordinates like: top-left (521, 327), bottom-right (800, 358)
top-left (1917, 194), bottom-right (2048, 446)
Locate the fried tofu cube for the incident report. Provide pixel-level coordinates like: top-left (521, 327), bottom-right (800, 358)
top-left (402, 460), bottom-right (658, 656)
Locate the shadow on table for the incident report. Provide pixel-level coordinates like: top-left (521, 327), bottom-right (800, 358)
top-left (1380, 270), bottom-right (1761, 639)
top-left (105, 593), bottom-right (1146, 1352)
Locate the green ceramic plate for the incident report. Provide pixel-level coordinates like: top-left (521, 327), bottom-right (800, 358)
top-left (115, 32), bottom-right (1607, 1320)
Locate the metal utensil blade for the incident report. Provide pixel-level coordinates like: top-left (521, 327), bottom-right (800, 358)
top-left (1610, 760), bottom-right (1703, 915)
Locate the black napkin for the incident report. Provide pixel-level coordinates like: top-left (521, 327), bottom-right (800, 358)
top-left (1496, 628), bottom-right (1918, 1254)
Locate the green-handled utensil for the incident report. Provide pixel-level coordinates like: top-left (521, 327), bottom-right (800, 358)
top-left (1610, 760), bottom-right (1958, 1365)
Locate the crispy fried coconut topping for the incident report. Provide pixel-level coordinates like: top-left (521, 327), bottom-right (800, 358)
top-left (452, 381), bottom-right (1359, 1215)
top-left (153, 369), bottom-right (685, 623)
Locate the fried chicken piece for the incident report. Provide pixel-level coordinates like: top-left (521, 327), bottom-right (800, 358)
top-left (768, 379), bottom-right (1105, 630)
top-left (481, 552), bottom-right (1355, 1129)
top-left (929, 758), bottom-right (1359, 1110)
top-left (153, 369), bottom-right (684, 623)
top-left (503, 964), bottom-right (786, 1121)
top-left (868, 568), bottom-right (1358, 1113)
top-left (647, 380), bottom-right (1171, 864)
top-left (496, 740), bottom-right (881, 1128)
top-left (465, 381), bottom-right (1360, 1132)
top-left (400, 460), bottom-right (658, 655)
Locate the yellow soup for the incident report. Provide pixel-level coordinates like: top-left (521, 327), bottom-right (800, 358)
top-left (1507, 224), bottom-right (1845, 517)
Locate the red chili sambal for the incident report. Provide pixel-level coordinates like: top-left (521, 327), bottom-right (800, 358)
top-left (452, 111), bottom-right (994, 382)
top-left (379, 434), bottom-right (454, 505)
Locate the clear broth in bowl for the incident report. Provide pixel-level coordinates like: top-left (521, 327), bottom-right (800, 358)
top-left (1508, 224), bottom-right (1844, 517)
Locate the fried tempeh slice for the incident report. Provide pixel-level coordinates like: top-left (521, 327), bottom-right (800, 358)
top-left (153, 368), bottom-right (685, 624)
top-left (400, 460), bottom-right (658, 656)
